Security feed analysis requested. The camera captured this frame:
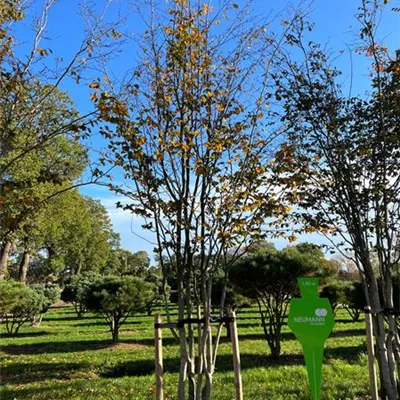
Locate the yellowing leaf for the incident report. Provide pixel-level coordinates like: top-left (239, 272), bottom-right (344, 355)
top-left (136, 136), bottom-right (146, 146)
top-left (89, 82), bottom-right (100, 89)
top-left (111, 29), bottom-right (123, 39)
top-left (36, 48), bottom-right (48, 56)
top-left (288, 234), bottom-right (297, 243)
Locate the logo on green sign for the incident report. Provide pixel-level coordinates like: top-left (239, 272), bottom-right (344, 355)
top-left (288, 278), bottom-right (335, 400)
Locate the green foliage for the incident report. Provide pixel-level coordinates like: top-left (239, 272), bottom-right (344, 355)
top-left (61, 274), bottom-right (99, 318)
top-left (0, 280), bottom-right (44, 335)
top-left (343, 281), bottom-right (366, 321)
top-left (211, 275), bottom-right (250, 312)
top-left (320, 281), bottom-right (348, 316)
top-left (104, 249), bottom-right (150, 276)
top-left (230, 243), bottom-right (333, 358)
top-left (0, 84), bottom-right (87, 241)
top-left (281, 243), bottom-right (336, 282)
top-left (36, 192), bottom-right (119, 279)
top-left (142, 267), bottom-right (167, 316)
top-left (31, 283), bottom-right (61, 314)
top-left (103, 249), bottom-right (163, 316)
top-left (84, 276), bottom-right (154, 342)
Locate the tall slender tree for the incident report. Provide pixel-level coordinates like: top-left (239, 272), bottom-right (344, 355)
top-left (270, 3), bottom-right (400, 397)
top-left (95, 1), bottom-right (290, 397)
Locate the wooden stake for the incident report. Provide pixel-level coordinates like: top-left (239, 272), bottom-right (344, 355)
top-left (229, 311), bottom-right (243, 400)
top-left (155, 313), bottom-right (163, 400)
top-left (364, 306), bottom-right (378, 400)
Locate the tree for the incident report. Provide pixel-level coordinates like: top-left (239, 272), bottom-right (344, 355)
top-left (96, 1), bottom-right (289, 397)
top-left (34, 192), bottom-right (119, 281)
top-left (229, 243), bottom-right (331, 358)
top-left (142, 267), bottom-right (168, 316)
top-left (269, 3), bottom-right (400, 396)
top-left (84, 276), bottom-right (154, 342)
top-left (30, 283), bottom-right (61, 327)
top-left (211, 275), bottom-right (249, 314)
top-left (61, 273), bottom-right (99, 318)
top-left (320, 281), bottom-right (347, 316)
top-left (104, 248), bottom-right (150, 276)
top-left (0, 280), bottom-right (44, 335)
top-left (0, 86), bottom-right (88, 280)
top-left (211, 275), bottom-right (249, 339)
top-left (343, 281), bottom-right (366, 322)
top-left (0, 0), bottom-right (122, 280)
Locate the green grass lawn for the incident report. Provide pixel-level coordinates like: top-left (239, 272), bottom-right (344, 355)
top-left (0, 305), bottom-right (372, 399)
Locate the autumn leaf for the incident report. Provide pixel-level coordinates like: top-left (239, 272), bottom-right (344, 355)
top-left (36, 48), bottom-right (48, 56)
top-left (89, 82), bottom-right (100, 89)
top-left (111, 29), bottom-right (123, 39)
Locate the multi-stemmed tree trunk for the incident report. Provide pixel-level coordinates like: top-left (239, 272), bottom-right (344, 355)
top-left (96, 1), bottom-right (291, 397)
top-left (269, 3), bottom-right (400, 397)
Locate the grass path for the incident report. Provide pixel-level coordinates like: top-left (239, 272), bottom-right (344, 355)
top-left (0, 305), bottom-right (372, 399)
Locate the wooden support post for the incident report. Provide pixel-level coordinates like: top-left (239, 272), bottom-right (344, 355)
top-left (229, 311), bottom-right (243, 400)
top-left (155, 313), bottom-right (163, 400)
top-left (364, 307), bottom-right (378, 400)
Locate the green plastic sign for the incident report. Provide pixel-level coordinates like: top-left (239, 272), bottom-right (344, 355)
top-left (288, 278), bottom-right (335, 400)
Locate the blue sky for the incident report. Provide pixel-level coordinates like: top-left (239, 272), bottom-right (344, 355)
top-left (16, 0), bottom-right (399, 260)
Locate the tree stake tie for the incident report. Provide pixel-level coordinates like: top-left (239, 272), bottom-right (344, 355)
top-left (288, 278), bottom-right (335, 400)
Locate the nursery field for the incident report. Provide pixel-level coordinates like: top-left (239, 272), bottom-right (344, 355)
top-left (0, 305), bottom-right (372, 400)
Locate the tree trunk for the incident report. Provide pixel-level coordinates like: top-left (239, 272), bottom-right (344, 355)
top-left (75, 258), bottom-right (83, 275)
top-left (18, 251), bottom-right (30, 283)
top-left (365, 265), bottom-right (398, 399)
top-left (111, 318), bottom-right (119, 343)
top-left (0, 241), bottom-right (12, 279)
top-left (272, 324), bottom-right (281, 359)
top-left (31, 313), bottom-right (44, 328)
top-left (225, 321), bottom-right (231, 339)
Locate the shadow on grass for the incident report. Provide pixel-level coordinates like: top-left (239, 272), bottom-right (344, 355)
top-left (1, 328), bottom-right (365, 356)
top-left (1, 344), bottom-right (366, 392)
top-left (42, 316), bottom-right (99, 322)
top-left (99, 353), bottom-right (305, 378)
top-left (235, 322), bottom-right (262, 329)
top-left (1, 384), bottom-right (65, 400)
top-left (73, 320), bottom-right (142, 328)
top-left (100, 343), bottom-right (366, 379)
top-left (0, 331), bottom-right (56, 339)
top-left (334, 318), bottom-right (359, 324)
top-left (234, 331), bottom-right (295, 342)
top-left (1, 361), bottom-right (91, 385)
top-left (330, 328), bottom-right (365, 338)
top-left (1, 339), bottom-right (112, 355)
top-left (1, 337), bottom-right (177, 355)
top-left (236, 327), bottom-right (364, 343)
